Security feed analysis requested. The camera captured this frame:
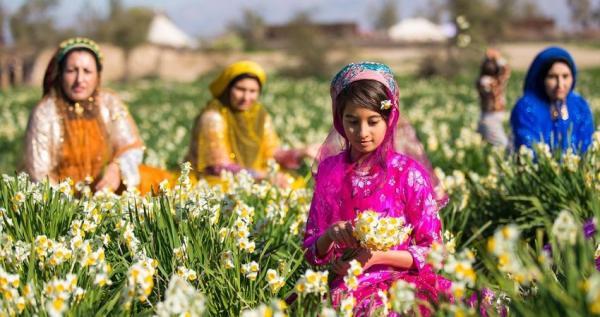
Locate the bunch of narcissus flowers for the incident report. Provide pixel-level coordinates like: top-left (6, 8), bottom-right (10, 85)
top-left (353, 210), bottom-right (412, 251)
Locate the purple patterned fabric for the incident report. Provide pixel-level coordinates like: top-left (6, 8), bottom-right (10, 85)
top-left (304, 62), bottom-right (451, 316)
top-left (468, 288), bottom-right (508, 317)
top-left (584, 218), bottom-right (597, 239)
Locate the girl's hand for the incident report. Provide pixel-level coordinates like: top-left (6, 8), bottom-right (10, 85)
top-left (331, 258), bottom-right (351, 276)
top-left (96, 162), bottom-right (121, 192)
top-left (353, 248), bottom-right (375, 269)
top-left (327, 221), bottom-right (359, 248)
top-left (331, 248), bottom-right (375, 276)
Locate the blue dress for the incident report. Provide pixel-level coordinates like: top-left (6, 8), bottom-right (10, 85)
top-left (510, 46), bottom-right (594, 153)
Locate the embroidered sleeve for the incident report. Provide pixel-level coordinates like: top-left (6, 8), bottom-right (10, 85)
top-left (102, 93), bottom-right (144, 187)
top-left (303, 163), bottom-right (335, 266)
top-left (195, 109), bottom-right (236, 173)
top-left (303, 191), bottom-right (335, 266)
top-left (403, 164), bottom-right (442, 271)
top-left (116, 149), bottom-right (143, 187)
top-left (24, 100), bottom-right (56, 183)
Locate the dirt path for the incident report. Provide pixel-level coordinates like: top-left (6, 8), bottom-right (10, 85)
top-left (499, 42), bottom-right (600, 71)
top-left (29, 42), bottom-right (600, 85)
top-left (355, 42), bottom-right (600, 74)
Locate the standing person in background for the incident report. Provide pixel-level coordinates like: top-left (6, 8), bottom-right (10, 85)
top-left (23, 37), bottom-right (170, 194)
top-left (510, 46), bottom-right (594, 154)
top-left (476, 48), bottom-right (511, 148)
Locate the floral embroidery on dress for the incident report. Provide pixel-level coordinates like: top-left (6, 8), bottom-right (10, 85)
top-left (424, 194), bottom-right (438, 216)
top-left (407, 168), bottom-right (426, 190)
top-left (303, 153), bottom-right (450, 316)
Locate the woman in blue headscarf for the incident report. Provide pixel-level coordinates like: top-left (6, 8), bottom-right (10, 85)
top-left (510, 46), bottom-right (594, 153)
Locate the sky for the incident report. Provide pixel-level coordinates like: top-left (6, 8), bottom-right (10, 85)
top-left (0, 0), bottom-right (589, 38)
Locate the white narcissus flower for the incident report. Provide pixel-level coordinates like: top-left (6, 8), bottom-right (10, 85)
top-left (389, 280), bottom-right (416, 314)
top-left (237, 237), bottom-right (256, 253)
top-left (340, 295), bottom-right (356, 317)
top-left (155, 274), bottom-right (206, 317)
top-left (586, 273), bottom-right (600, 314)
top-left (46, 297), bottom-right (67, 317)
top-left (176, 266), bottom-right (198, 281)
top-left (320, 306), bottom-right (337, 317)
top-left (563, 149), bottom-right (581, 172)
top-left (124, 258), bottom-right (157, 303)
top-left (13, 191), bottom-right (26, 204)
top-left (295, 269), bottom-right (328, 295)
top-left (265, 269), bottom-right (285, 293)
top-left (344, 275), bottom-right (359, 291)
top-left (241, 261), bottom-right (260, 281)
top-left (552, 210), bottom-right (578, 247)
top-left (427, 241), bottom-right (445, 271)
top-left (221, 251), bottom-right (234, 269)
top-left (173, 244), bottom-right (187, 261)
top-left (348, 260), bottom-right (363, 277)
top-left (241, 299), bottom-right (287, 317)
top-left (353, 210), bottom-right (411, 251)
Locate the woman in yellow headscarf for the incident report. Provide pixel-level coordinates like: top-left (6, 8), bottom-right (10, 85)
top-left (186, 61), bottom-right (315, 185)
top-left (23, 37), bottom-right (171, 194)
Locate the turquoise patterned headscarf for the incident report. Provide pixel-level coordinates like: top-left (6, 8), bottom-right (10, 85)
top-left (329, 61), bottom-right (400, 137)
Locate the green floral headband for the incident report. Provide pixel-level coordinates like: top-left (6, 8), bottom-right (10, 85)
top-left (56, 37), bottom-right (103, 66)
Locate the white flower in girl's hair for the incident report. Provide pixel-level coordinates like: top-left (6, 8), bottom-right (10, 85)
top-left (380, 99), bottom-right (392, 110)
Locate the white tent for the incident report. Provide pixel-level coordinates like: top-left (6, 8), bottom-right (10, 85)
top-left (147, 13), bottom-right (197, 49)
top-left (388, 18), bottom-right (448, 43)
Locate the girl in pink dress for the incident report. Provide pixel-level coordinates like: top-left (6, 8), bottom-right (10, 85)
top-left (303, 62), bottom-right (451, 316)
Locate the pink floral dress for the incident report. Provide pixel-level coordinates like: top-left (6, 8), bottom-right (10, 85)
top-left (304, 151), bottom-right (451, 316)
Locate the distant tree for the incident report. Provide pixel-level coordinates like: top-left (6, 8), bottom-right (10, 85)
top-left (447, 0), bottom-right (521, 43)
top-left (495, 0), bottom-right (518, 36)
top-left (448, 0), bottom-right (486, 44)
top-left (92, 0), bottom-right (153, 80)
top-left (566, 0), bottom-right (594, 30)
top-left (0, 2), bottom-right (5, 46)
top-left (422, 0), bottom-right (446, 24)
top-left (9, 0), bottom-right (61, 51)
top-left (283, 11), bottom-right (332, 77)
top-left (109, 0), bottom-right (124, 19)
top-left (8, 0), bottom-right (69, 82)
top-left (374, 0), bottom-right (399, 31)
top-left (108, 8), bottom-right (153, 53)
top-left (78, 0), bottom-right (106, 38)
top-left (519, 0), bottom-right (541, 19)
top-left (230, 8), bottom-right (265, 51)
top-left (418, 0), bottom-right (517, 78)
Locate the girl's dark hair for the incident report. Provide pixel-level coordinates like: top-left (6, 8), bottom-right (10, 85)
top-left (335, 79), bottom-right (391, 122)
top-left (219, 73), bottom-right (262, 106)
